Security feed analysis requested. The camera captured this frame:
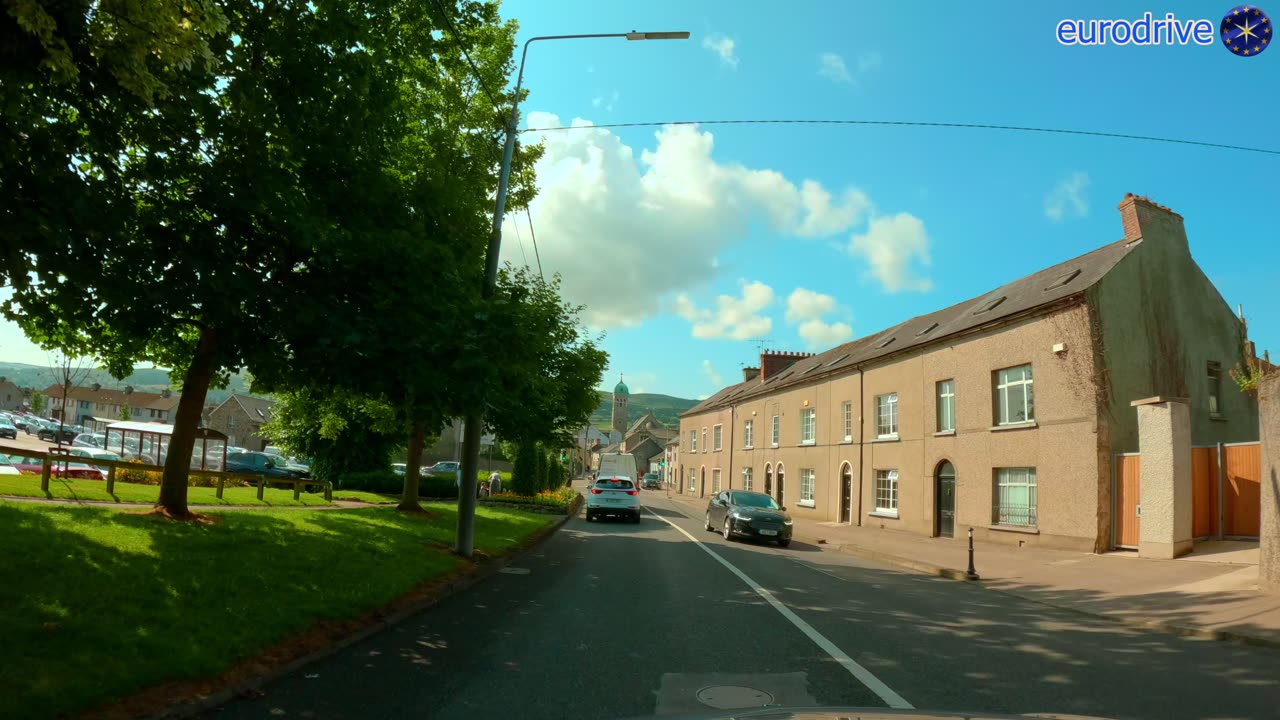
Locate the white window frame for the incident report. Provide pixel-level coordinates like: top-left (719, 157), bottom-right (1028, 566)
top-left (936, 379), bottom-right (955, 433)
top-left (875, 393), bottom-right (899, 439)
top-left (800, 408), bottom-right (816, 445)
top-left (994, 467), bottom-right (1037, 527)
top-left (995, 364), bottom-right (1035, 425)
top-left (687, 467), bottom-right (695, 493)
top-left (771, 415), bottom-right (780, 447)
top-left (713, 424), bottom-right (723, 451)
top-left (1207, 362), bottom-right (1222, 416)
top-left (712, 468), bottom-right (722, 493)
top-left (690, 430), bottom-right (697, 453)
top-left (702, 427), bottom-right (708, 453)
top-left (842, 401), bottom-right (853, 442)
top-left (742, 466), bottom-right (753, 491)
top-left (743, 419), bottom-right (753, 449)
top-left (799, 468), bottom-right (815, 506)
top-left (874, 469), bottom-right (899, 516)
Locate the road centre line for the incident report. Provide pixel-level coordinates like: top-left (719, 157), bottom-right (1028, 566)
top-left (645, 506), bottom-right (913, 710)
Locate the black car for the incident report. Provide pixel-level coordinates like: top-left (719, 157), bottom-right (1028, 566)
top-left (704, 490), bottom-right (793, 547)
top-left (36, 424), bottom-right (78, 442)
top-left (226, 451), bottom-right (305, 478)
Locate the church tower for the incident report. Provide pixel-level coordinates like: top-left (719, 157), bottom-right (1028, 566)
top-left (611, 375), bottom-right (630, 437)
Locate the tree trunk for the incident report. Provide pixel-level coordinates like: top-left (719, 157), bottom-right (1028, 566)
top-left (156, 326), bottom-right (218, 518)
top-left (398, 422), bottom-right (426, 512)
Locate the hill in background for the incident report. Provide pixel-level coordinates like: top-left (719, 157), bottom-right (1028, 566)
top-left (589, 391), bottom-right (697, 431)
top-left (0, 362), bottom-right (257, 404)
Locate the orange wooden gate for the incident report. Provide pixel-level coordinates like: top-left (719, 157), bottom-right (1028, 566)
top-left (1191, 447), bottom-right (1219, 538)
top-left (1114, 454), bottom-right (1141, 548)
top-left (1223, 443), bottom-right (1261, 537)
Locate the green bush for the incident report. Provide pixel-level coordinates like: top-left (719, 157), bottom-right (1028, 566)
top-left (512, 443), bottom-right (537, 496)
top-left (335, 471), bottom-right (401, 494)
top-left (116, 461), bottom-right (163, 486)
top-left (419, 474), bottom-right (457, 499)
top-left (534, 447), bottom-right (548, 493)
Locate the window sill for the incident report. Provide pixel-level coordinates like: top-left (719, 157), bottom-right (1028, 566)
top-left (933, 430), bottom-right (956, 437)
top-left (1209, 414), bottom-right (1227, 422)
top-left (990, 421), bottom-right (1038, 432)
top-left (798, 441), bottom-right (816, 447)
top-left (872, 435), bottom-right (900, 443)
top-left (771, 444), bottom-right (779, 449)
top-left (796, 500), bottom-right (816, 508)
top-left (989, 524), bottom-right (1039, 535)
top-left (743, 446), bottom-right (754, 451)
top-left (868, 511), bottom-right (899, 520)
top-left (841, 438), bottom-right (854, 444)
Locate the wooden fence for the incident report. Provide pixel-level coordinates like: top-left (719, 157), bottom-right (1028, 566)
top-left (0, 443), bottom-right (331, 502)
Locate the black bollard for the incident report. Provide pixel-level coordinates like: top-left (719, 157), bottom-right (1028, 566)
top-left (965, 527), bottom-right (981, 580)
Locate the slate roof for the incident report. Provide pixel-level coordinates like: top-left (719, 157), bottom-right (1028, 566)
top-left (683, 236), bottom-right (1140, 417)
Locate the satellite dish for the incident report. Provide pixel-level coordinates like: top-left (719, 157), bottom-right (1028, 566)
top-left (91, 383), bottom-right (101, 391)
top-left (124, 386), bottom-right (134, 395)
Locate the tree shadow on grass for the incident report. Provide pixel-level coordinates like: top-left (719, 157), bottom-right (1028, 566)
top-left (0, 501), bottom-right (552, 720)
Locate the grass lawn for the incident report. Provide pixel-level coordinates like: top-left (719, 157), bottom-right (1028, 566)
top-left (0, 474), bottom-right (395, 506)
top-left (2, 501), bottom-right (555, 719)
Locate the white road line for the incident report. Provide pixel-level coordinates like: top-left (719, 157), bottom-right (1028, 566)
top-left (646, 507), bottom-right (913, 710)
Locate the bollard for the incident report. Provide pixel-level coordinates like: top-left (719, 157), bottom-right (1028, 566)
top-left (966, 527), bottom-right (981, 581)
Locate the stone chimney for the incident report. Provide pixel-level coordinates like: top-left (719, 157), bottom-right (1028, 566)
top-left (742, 367), bottom-right (760, 382)
top-left (1117, 193), bottom-right (1187, 250)
top-left (759, 351), bottom-right (815, 382)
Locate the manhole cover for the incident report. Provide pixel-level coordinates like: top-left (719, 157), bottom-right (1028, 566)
top-left (695, 685), bottom-right (774, 709)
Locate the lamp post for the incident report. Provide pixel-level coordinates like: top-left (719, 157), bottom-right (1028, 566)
top-left (455, 29), bottom-right (689, 558)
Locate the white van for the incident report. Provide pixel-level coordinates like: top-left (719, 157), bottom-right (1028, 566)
top-left (596, 452), bottom-right (639, 482)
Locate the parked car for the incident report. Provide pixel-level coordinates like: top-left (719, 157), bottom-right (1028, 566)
top-left (265, 453), bottom-right (310, 478)
top-left (641, 472), bottom-right (661, 489)
top-left (68, 448), bottom-right (123, 472)
top-left (0, 455), bottom-right (20, 475)
top-left (0, 417), bottom-right (17, 440)
top-left (36, 424), bottom-right (79, 443)
top-left (226, 451), bottom-right (305, 478)
top-left (429, 461), bottom-right (460, 475)
top-left (392, 463), bottom-right (407, 476)
top-left (704, 490), bottom-right (793, 547)
top-left (585, 476), bottom-right (641, 523)
top-left (72, 433), bottom-right (107, 449)
top-left (7, 454), bottom-right (106, 480)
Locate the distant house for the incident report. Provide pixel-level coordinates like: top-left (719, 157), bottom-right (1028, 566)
top-left (43, 384), bottom-right (180, 428)
top-left (206, 394), bottom-right (276, 451)
top-left (0, 379), bottom-right (24, 412)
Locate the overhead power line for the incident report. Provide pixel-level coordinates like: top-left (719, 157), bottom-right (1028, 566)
top-left (519, 118), bottom-right (1280, 156)
top-left (525, 207), bottom-right (544, 283)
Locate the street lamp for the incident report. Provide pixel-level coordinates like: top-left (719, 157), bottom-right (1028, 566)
top-left (455, 29), bottom-right (689, 558)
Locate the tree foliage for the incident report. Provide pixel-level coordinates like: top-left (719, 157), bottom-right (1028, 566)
top-left (30, 392), bottom-right (46, 415)
top-left (260, 388), bottom-right (402, 482)
top-left (511, 442), bottom-right (537, 496)
top-left (2, 0), bottom-right (536, 517)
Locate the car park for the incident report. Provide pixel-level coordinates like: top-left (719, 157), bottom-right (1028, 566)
top-left (704, 490), bottom-right (793, 547)
top-left (585, 476), bottom-right (641, 523)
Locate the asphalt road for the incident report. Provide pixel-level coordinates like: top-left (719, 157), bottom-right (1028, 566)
top-left (208, 483), bottom-right (1280, 720)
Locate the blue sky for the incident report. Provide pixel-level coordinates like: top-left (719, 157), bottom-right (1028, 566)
top-left (0, 1), bottom-right (1275, 401)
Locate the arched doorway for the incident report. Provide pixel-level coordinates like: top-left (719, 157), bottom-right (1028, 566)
top-left (775, 463), bottom-right (786, 507)
top-left (764, 464), bottom-right (773, 496)
top-left (935, 461), bottom-right (956, 538)
top-left (839, 462), bottom-right (854, 524)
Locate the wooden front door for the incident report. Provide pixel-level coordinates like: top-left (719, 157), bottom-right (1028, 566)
top-left (1114, 454), bottom-right (1141, 548)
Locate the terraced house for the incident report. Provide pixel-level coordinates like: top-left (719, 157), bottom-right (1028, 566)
top-left (678, 194), bottom-right (1259, 552)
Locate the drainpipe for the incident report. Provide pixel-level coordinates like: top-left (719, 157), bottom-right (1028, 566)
top-left (856, 366), bottom-right (864, 526)
top-left (727, 406), bottom-right (735, 491)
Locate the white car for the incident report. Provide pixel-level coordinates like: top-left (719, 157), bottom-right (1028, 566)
top-left (585, 476), bottom-right (641, 523)
top-left (0, 455), bottom-right (20, 475)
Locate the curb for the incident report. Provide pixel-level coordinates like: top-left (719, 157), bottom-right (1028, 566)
top-left (147, 502), bottom-right (580, 720)
top-left (658, 496), bottom-right (1280, 652)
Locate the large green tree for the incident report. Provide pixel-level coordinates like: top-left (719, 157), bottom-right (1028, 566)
top-left (260, 388), bottom-right (402, 482)
top-left (2, 0), bottom-right (531, 517)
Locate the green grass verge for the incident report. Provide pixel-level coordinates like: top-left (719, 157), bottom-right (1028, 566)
top-left (0, 475), bottom-right (394, 507)
top-left (1, 501), bottom-right (555, 719)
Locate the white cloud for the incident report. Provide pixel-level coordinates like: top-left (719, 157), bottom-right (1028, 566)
top-left (703, 34), bottom-right (738, 68)
top-left (1044, 172), bottom-right (1090, 222)
top-left (848, 213), bottom-right (933, 293)
top-left (507, 112), bottom-right (874, 328)
top-left (785, 288), bottom-right (853, 350)
top-left (673, 280), bottom-right (774, 340)
top-left (798, 319), bottom-right (854, 349)
top-left (591, 90), bottom-right (619, 112)
top-left (702, 360), bottom-right (723, 387)
top-left (819, 51), bottom-right (881, 84)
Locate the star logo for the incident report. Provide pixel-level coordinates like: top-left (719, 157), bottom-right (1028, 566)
top-left (1222, 5), bottom-right (1273, 56)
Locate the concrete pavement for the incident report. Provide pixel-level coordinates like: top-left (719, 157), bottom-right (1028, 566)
top-left (205, 485), bottom-right (1280, 720)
